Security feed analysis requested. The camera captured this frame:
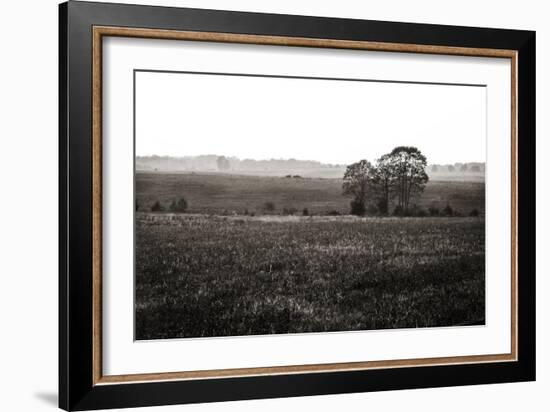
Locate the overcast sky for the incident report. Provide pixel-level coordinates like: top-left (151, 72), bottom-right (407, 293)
top-left (135, 71), bottom-right (486, 165)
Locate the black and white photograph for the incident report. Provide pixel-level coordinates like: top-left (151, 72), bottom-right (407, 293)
top-left (134, 70), bottom-right (486, 340)
top-left (0, 0), bottom-right (541, 410)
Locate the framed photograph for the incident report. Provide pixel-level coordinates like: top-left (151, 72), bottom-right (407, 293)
top-left (59, 1), bottom-right (535, 410)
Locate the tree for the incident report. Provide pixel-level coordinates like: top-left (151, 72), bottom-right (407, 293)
top-left (387, 146), bottom-right (428, 212)
top-left (371, 154), bottom-right (397, 215)
top-left (169, 197), bottom-right (188, 213)
top-left (443, 203), bottom-right (454, 216)
top-left (447, 164), bottom-right (455, 173)
top-left (263, 201), bottom-right (276, 212)
top-left (216, 156), bottom-right (231, 171)
top-left (342, 159), bottom-right (374, 216)
top-left (431, 164), bottom-right (439, 173)
top-left (151, 201), bottom-right (163, 212)
top-left (460, 163), bottom-right (469, 172)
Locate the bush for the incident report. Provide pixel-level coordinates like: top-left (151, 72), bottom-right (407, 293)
top-left (469, 209), bottom-right (480, 217)
top-left (293, 175), bottom-right (302, 179)
top-left (169, 197), bottom-right (188, 213)
top-left (282, 206), bottom-right (298, 215)
top-left (151, 201), bottom-right (163, 212)
top-left (428, 206), bottom-right (440, 217)
top-left (302, 208), bottom-right (309, 216)
top-left (415, 208), bottom-right (427, 217)
top-left (326, 210), bottom-right (341, 216)
top-left (393, 205), bottom-right (404, 216)
top-left (350, 199), bottom-right (365, 216)
top-left (376, 198), bottom-right (389, 215)
top-left (442, 204), bottom-right (454, 216)
top-left (367, 204), bottom-right (378, 215)
top-left (406, 205), bottom-right (426, 217)
top-left (263, 202), bottom-right (276, 212)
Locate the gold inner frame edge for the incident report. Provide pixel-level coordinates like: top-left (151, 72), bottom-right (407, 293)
top-left (91, 25), bottom-right (518, 386)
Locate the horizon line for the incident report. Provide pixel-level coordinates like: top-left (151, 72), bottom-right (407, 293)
top-left (135, 154), bottom-right (486, 166)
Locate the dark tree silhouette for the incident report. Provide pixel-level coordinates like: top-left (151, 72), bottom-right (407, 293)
top-left (386, 146), bottom-right (429, 212)
top-left (342, 147), bottom-right (430, 216)
top-left (169, 197), bottom-right (188, 213)
top-left (342, 159), bottom-right (374, 216)
top-left (151, 201), bottom-right (163, 212)
top-left (372, 154), bottom-right (397, 215)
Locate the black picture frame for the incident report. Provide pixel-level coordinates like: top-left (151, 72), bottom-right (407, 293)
top-left (59, 1), bottom-right (535, 410)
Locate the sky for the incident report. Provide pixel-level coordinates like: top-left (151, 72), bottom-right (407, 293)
top-left (135, 71), bottom-right (486, 165)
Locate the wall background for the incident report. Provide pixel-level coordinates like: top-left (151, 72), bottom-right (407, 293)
top-left (0, 0), bottom-right (546, 411)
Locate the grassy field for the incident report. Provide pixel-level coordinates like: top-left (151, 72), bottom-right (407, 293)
top-left (136, 172), bottom-right (485, 216)
top-left (135, 213), bottom-right (485, 340)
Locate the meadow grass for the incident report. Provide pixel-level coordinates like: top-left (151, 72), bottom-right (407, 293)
top-left (136, 172), bottom-right (485, 216)
top-left (135, 214), bottom-right (485, 339)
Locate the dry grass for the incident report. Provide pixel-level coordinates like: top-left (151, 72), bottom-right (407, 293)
top-left (135, 214), bottom-right (485, 339)
top-left (136, 172), bottom-right (485, 216)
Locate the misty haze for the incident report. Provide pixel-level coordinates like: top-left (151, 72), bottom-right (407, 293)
top-left (134, 71), bottom-right (485, 340)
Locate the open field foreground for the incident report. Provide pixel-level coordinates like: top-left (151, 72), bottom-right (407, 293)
top-left (135, 213), bottom-right (485, 339)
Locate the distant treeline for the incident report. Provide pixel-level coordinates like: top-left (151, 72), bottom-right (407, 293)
top-left (136, 155), bottom-right (343, 174)
top-left (429, 163), bottom-right (485, 174)
top-left (136, 155), bottom-right (485, 179)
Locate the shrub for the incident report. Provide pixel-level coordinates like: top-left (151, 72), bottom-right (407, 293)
top-left (405, 205), bottom-right (426, 217)
top-left (415, 208), bottom-right (428, 217)
top-left (326, 210), bottom-right (341, 216)
top-left (282, 206), bottom-right (297, 215)
top-left (393, 205), bottom-right (404, 216)
top-left (367, 204), bottom-right (378, 215)
top-left (151, 201), bottom-right (163, 212)
top-left (263, 202), bottom-right (276, 212)
top-left (469, 209), bottom-right (480, 217)
top-left (428, 206), bottom-right (440, 217)
top-left (350, 199), bottom-right (365, 216)
top-left (302, 208), bottom-right (309, 216)
top-left (442, 204), bottom-right (454, 216)
top-left (376, 198), bottom-right (389, 215)
top-left (293, 175), bottom-right (302, 179)
top-left (169, 197), bottom-right (188, 213)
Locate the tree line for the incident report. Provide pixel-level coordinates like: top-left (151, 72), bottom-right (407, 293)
top-left (136, 154), bottom-right (343, 174)
top-left (343, 146), bottom-right (429, 216)
top-left (430, 163), bottom-right (484, 173)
